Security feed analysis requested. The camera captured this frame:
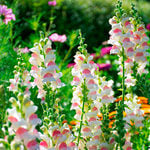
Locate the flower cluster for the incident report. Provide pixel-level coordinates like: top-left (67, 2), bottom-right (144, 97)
top-left (124, 95), bottom-right (144, 129)
top-left (0, 5), bottom-right (15, 24)
top-left (40, 124), bottom-right (76, 150)
top-left (29, 38), bottom-right (64, 101)
top-left (122, 95), bottom-right (145, 149)
top-left (98, 79), bottom-right (115, 104)
top-left (108, 15), bottom-right (149, 86)
top-left (8, 70), bottom-right (31, 96)
top-left (6, 95), bottom-right (41, 150)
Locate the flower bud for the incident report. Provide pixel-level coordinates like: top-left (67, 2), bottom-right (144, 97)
top-left (22, 63), bottom-right (26, 67)
top-left (9, 97), bottom-right (17, 106)
top-left (17, 93), bottom-right (24, 101)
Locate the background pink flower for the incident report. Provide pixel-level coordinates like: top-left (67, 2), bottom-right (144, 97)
top-left (67, 63), bottom-right (75, 68)
top-left (48, 0), bottom-right (57, 6)
top-left (97, 63), bottom-right (111, 71)
top-left (0, 5), bottom-right (15, 24)
top-left (101, 46), bottom-right (112, 56)
top-left (21, 47), bottom-right (30, 53)
top-left (49, 33), bottom-right (67, 43)
top-left (146, 24), bottom-right (150, 31)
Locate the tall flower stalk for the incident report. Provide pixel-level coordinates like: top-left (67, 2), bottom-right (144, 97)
top-left (108, 1), bottom-right (149, 149)
top-left (116, 46), bottom-right (126, 149)
top-left (29, 38), bottom-right (76, 149)
top-left (108, 1), bottom-right (127, 149)
top-left (0, 50), bottom-right (41, 149)
top-left (77, 79), bottom-right (87, 146)
top-left (71, 32), bottom-right (101, 149)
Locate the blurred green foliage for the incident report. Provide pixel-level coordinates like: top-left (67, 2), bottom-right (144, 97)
top-left (1, 0), bottom-right (150, 52)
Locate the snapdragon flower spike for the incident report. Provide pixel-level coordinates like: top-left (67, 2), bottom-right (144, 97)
top-left (29, 44), bottom-right (46, 100)
top-left (5, 62), bottom-right (41, 149)
top-left (30, 39), bottom-right (64, 102)
top-left (71, 51), bottom-right (101, 148)
top-left (42, 40), bottom-right (65, 89)
top-left (109, 14), bottom-right (149, 76)
top-left (108, 16), bottom-right (135, 57)
top-left (95, 77), bottom-right (116, 149)
top-left (71, 52), bottom-right (99, 106)
top-left (109, 5), bottom-right (149, 149)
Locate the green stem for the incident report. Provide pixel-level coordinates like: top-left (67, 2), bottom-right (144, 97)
top-left (122, 47), bottom-right (125, 105)
top-left (59, 46), bottom-right (73, 68)
top-left (24, 144), bottom-right (27, 150)
top-left (120, 47), bottom-right (125, 150)
top-left (47, 8), bottom-right (54, 35)
top-left (115, 46), bottom-right (126, 150)
top-left (115, 144), bottom-right (118, 150)
top-left (101, 104), bottom-right (110, 142)
top-left (77, 79), bottom-right (86, 146)
top-left (52, 90), bottom-right (55, 121)
top-left (9, 22), bottom-right (13, 47)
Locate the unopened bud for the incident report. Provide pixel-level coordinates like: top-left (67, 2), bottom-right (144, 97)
top-left (17, 93), bottom-right (24, 101)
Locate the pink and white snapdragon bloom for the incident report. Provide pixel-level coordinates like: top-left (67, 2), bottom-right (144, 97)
top-left (123, 140), bottom-right (132, 150)
top-left (40, 124), bottom-right (77, 150)
top-left (7, 96), bottom-right (41, 149)
top-left (0, 5), bottom-right (15, 24)
top-left (30, 39), bottom-right (64, 101)
top-left (98, 78), bottom-right (115, 104)
top-left (124, 95), bottom-right (144, 129)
